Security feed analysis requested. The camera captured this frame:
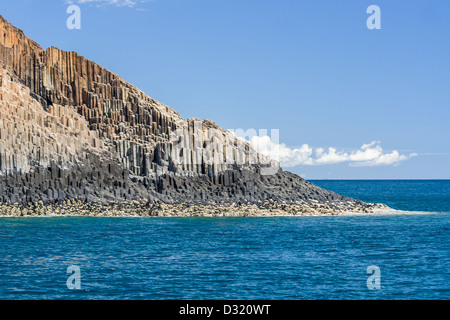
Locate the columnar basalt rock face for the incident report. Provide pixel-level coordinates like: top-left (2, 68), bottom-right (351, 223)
top-left (0, 15), bottom-right (260, 179)
top-left (0, 67), bottom-right (106, 174)
top-left (0, 14), bottom-right (373, 210)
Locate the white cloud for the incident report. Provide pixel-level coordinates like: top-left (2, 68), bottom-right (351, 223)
top-left (66, 0), bottom-right (152, 7)
top-left (250, 137), bottom-right (417, 168)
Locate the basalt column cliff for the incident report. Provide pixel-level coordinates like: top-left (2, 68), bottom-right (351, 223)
top-left (0, 15), bottom-right (384, 215)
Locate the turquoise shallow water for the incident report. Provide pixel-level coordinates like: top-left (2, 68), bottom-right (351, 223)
top-left (0, 180), bottom-right (449, 300)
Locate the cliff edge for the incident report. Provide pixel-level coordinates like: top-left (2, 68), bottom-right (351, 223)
top-left (0, 15), bottom-right (387, 216)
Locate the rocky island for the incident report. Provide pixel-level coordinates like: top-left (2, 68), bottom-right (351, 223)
top-left (0, 15), bottom-right (389, 217)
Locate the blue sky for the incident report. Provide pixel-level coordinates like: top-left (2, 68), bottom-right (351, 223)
top-left (1, 0), bottom-right (449, 179)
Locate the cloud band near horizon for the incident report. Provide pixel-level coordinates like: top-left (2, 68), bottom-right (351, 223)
top-left (250, 137), bottom-right (418, 168)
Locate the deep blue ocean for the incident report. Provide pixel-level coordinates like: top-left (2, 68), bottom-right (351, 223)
top-left (311, 179), bottom-right (450, 213)
top-left (0, 180), bottom-right (449, 300)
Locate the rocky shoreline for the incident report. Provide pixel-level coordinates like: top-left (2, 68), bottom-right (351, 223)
top-left (0, 15), bottom-right (393, 214)
top-left (0, 199), bottom-right (392, 217)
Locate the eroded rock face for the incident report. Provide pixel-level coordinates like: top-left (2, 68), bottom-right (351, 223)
top-left (0, 14), bottom-right (363, 208)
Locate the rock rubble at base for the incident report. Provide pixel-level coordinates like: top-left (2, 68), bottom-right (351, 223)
top-left (0, 200), bottom-right (391, 217)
